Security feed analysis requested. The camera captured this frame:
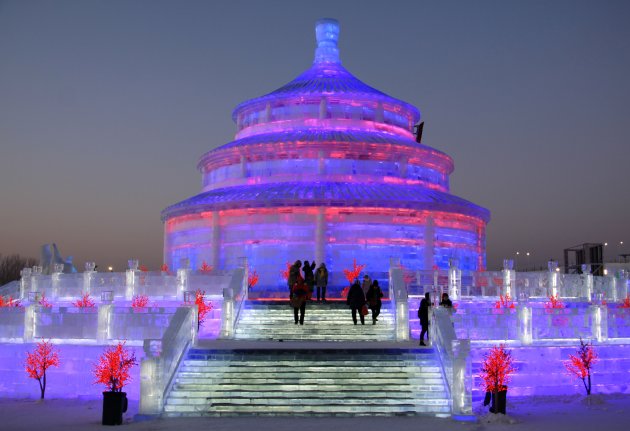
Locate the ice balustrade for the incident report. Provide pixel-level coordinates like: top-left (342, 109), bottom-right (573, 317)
top-left (220, 264), bottom-right (247, 339)
top-left (430, 307), bottom-right (473, 419)
top-left (139, 306), bottom-right (198, 416)
top-left (388, 259), bottom-right (409, 341)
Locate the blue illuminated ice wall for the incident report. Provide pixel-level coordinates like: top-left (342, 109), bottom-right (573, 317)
top-left (162, 18), bottom-right (490, 291)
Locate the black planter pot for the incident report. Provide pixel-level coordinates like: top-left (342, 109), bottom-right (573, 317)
top-left (102, 391), bottom-right (128, 425)
top-left (489, 388), bottom-right (508, 414)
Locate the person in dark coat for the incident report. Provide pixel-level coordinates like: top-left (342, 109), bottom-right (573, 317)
top-left (366, 280), bottom-right (383, 325)
top-left (440, 292), bottom-right (453, 308)
top-left (291, 272), bottom-right (309, 325)
top-left (302, 260), bottom-right (316, 299)
top-left (346, 279), bottom-right (367, 325)
top-left (288, 260), bottom-right (301, 298)
top-left (418, 292), bottom-right (431, 346)
top-left (315, 263), bottom-right (328, 302)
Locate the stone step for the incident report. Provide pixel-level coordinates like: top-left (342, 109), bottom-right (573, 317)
top-left (163, 404), bottom-right (450, 416)
top-left (174, 377), bottom-right (445, 386)
top-left (166, 397), bottom-right (449, 407)
top-left (168, 389), bottom-right (447, 399)
top-left (171, 383), bottom-right (447, 393)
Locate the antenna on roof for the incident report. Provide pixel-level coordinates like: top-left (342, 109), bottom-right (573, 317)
top-left (415, 122), bottom-right (424, 143)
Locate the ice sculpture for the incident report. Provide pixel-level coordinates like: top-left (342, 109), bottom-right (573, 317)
top-left (40, 243), bottom-right (77, 274)
top-left (162, 19), bottom-right (490, 289)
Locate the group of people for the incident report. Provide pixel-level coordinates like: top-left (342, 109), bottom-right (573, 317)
top-left (417, 292), bottom-right (453, 346)
top-left (287, 260), bottom-right (329, 325)
top-left (287, 262), bottom-right (384, 326)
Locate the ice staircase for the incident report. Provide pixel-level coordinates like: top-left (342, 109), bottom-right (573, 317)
top-left (234, 300), bottom-right (396, 341)
top-left (164, 348), bottom-right (450, 417)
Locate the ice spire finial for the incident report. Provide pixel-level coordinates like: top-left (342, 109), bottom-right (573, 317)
top-left (314, 18), bottom-right (341, 64)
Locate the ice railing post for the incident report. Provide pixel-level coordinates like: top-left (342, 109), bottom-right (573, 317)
top-left (126, 259), bottom-right (139, 300)
top-left (83, 261), bottom-right (96, 296)
top-left (452, 339), bottom-right (473, 419)
top-left (19, 268), bottom-right (32, 299)
top-left (389, 258), bottom-right (408, 341)
top-left (517, 296), bottom-right (533, 345)
top-left (448, 259), bottom-right (461, 300)
top-left (177, 258), bottom-right (190, 300)
top-left (221, 287), bottom-right (235, 339)
top-left (51, 263), bottom-right (64, 299)
top-left (139, 306), bottom-right (197, 416)
top-left (590, 303), bottom-right (608, 343)
top-left (502, 259), bottom-right (515, 298)
top-left (548, 260), bottom-right (559, 297)
top-left (581, 264), bottom-right (593, 302)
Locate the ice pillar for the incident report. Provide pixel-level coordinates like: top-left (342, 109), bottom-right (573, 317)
top-left (448, 259), bottom-right (461, 300)
top-left (177, 258), bottom-right (190, 300)
top-left (451, 339), bottom-right (473, 419)
top-left (97, 304), bottom-right (113, 343)
top-left (590, 304), bottom-right (608, 342)
top-left (126, 260), bottom-right (138, 300)
top-left (211, 211), bottom-right (220, 269)
top-left (502, 259), bottom-right (515, 298)
top-left (220, 287), bottom-right (234, 339)
top-left (424, 216), bottom-right (435, 270)
top-left (315, 207), bottom-right (325, 267)
top-left (518, 305), bottom-right (533, 345)
top-left (547, 260), bottom-right (559, 297)
top-left (19, 268), bottom-right (32, 300)
top-left (581, 264), bottom-right (593, 302)
top-left (83, 261), bottom-right (96, 296)
top-left (51, 263), bottom-right (64, 299)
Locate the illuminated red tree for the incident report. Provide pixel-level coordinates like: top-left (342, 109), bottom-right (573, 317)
top-left (343, 259), bottom-right (365, 284)
top-left (544, 294), bottom-right (565, 309)
top-left (73, 293), bottom-right (95, 308)
top-left (38, 293), bottom-right (52, 308)
top-left (131, 295), bottom-right (149, 309)
top-left (25, 340), bottom-right (60, 399)
top-left (280, 262), bottom-right (291, 280)
top-left (0, 295), bottom-right (21, 307)
top-left (620, 295), bottom-right (630, 309)
top-left (480, 344), bottom-right (516, 397)
top-left (160, 263), bottom-right (169, 274)
top-left (139, 265), bottom-right (149, 272)
top-left (93, 342), bottom-right (137, 392)
top-left (199, 261), bottom-right (213, 273)
top-left (565, 338), bottom-right (598, 395)
top-left (495, 294), bottom-right (515, 309)
top-left (194, 289), bottom-right (213, 330)
top-left (248, 268), bottom-right (259, 289)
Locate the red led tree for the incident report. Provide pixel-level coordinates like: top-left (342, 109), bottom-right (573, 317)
top-left (480, 344), bottom-right (516, 414)
top-left (342, 259), bottom-right (365, 284)
top-left (25, 340), bottom-right (60, 399)
top-left (38, 293), bottom-right (52, 308)
top-left (280, 262), bottom-right (291, 280)
top-left (93, 342), bottom-right (137, 392)
top-left (564, 338), bottom-right (598, 396)
top-left (160, 263), bottom-right (169, 274)
top-left (73, 293), bottom-right (96, 308)
top-left (544, 294), bottom-right (565, 309)
top-left (0, 295), bottom-right (21, 307)
top-left (248, 269), bottom-right (259, 290)
top-left (495, 294), bottom-right (515, 309)
top-left (194, 289), bottom-right (213, 330)
top-left (620, 295), bottom-right (630, 309)
top-left (131, 295), bottom-right (149, 309)
top-left (199, 261), bottom-right (213, 273)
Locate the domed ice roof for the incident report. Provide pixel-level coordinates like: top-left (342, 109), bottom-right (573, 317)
top-left (231, 19), bottom-right (420, 124)
top-left (161, 182), bottom-right (491, 223)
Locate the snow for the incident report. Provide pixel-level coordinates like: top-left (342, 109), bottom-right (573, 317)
top-left (1, 393), bottom-right (629, 431)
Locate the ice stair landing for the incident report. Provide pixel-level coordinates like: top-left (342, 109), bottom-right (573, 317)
top-left (164, 348), bottom-right (450, 417)
top-left (235, 300), bottom-right (395, 341)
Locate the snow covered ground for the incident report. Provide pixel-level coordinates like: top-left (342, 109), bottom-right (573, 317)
top-left (1, 393), bottom-right (628, 431)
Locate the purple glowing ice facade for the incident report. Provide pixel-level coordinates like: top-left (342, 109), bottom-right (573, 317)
top-left (162, 19), bottom-right (490, 287)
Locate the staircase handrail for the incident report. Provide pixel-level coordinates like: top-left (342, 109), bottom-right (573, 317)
top-left (139, 306), bottom-right (198, 416)
top-left (388, 264), bottom-right (409, 341)
top-left (431, 307), bottom-right (472, 418)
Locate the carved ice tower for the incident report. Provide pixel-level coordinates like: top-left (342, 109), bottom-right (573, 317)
top-left (162, 19), bottom-right (491, 288)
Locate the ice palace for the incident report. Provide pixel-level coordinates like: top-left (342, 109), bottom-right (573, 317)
top-left (0, 19), bottom-right (629, 423)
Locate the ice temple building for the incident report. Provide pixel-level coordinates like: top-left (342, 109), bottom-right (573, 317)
top-left (162, 19), bottom-right (490, 288)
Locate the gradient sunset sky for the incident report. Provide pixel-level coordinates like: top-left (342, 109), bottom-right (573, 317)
top-left (1, 0), bottom-right (629, 272)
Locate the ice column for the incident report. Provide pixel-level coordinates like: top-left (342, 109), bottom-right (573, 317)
top-left (19, 268), bottom-right (32, 300)
top-left (30, 266), bottom-right (42, 297)
top-left (590, 304), bottom-right (608, 342)
top-left (448, 259), bottom-right (461, 300)
top-left (452, 339), bottom-right (473, 419)
top-left (547, 260), bottom-right (559, 297)
top-left (581, 264), bottom-right (593, 302)
top-left (424, 216), bottom-right (435, 271)
top-left (314, 18), bottom-right (340, 64)
top-left (502, 259), bottom-right (515, 298)
top-left (83, 261), bottom-right (96, 296)
top-left (177, 258), bottom-right (190, 300)
top-left (97, 304), bottom-right (113, 343)
top-left (518, 304), bottom-right (533, 345)
top-left (211, 212), bottom-right (220, 269)
top-left (315, 207), bottom-right (325, 267)
top-left (23, 304), bottom-right (38, 341)
top-left (51, 263), bottom-right (64, 299)
top-left (220, 287), bottom-right (234, 339)
top-left (126, 259), bottom-right (138, 300)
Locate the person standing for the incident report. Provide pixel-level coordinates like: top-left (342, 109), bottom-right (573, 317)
top-left (288, 260), bottom-right (301, 298)
top-left (291, 272), bottom-right (309, 325)
top-left (440, 292), bottom-right (453, 308)
top-left (302, 260), bottom-right (316, 300)
top-left (361, 274), bottom-right (371, 296)
top-left (366, 280), bottom-right (383, 325)
top-left (315, 263), bottom-right (328, 302)
top-left (418, 292), bottom-right (431, 346)
top-left (346, 279), bottom-right (367, 325)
